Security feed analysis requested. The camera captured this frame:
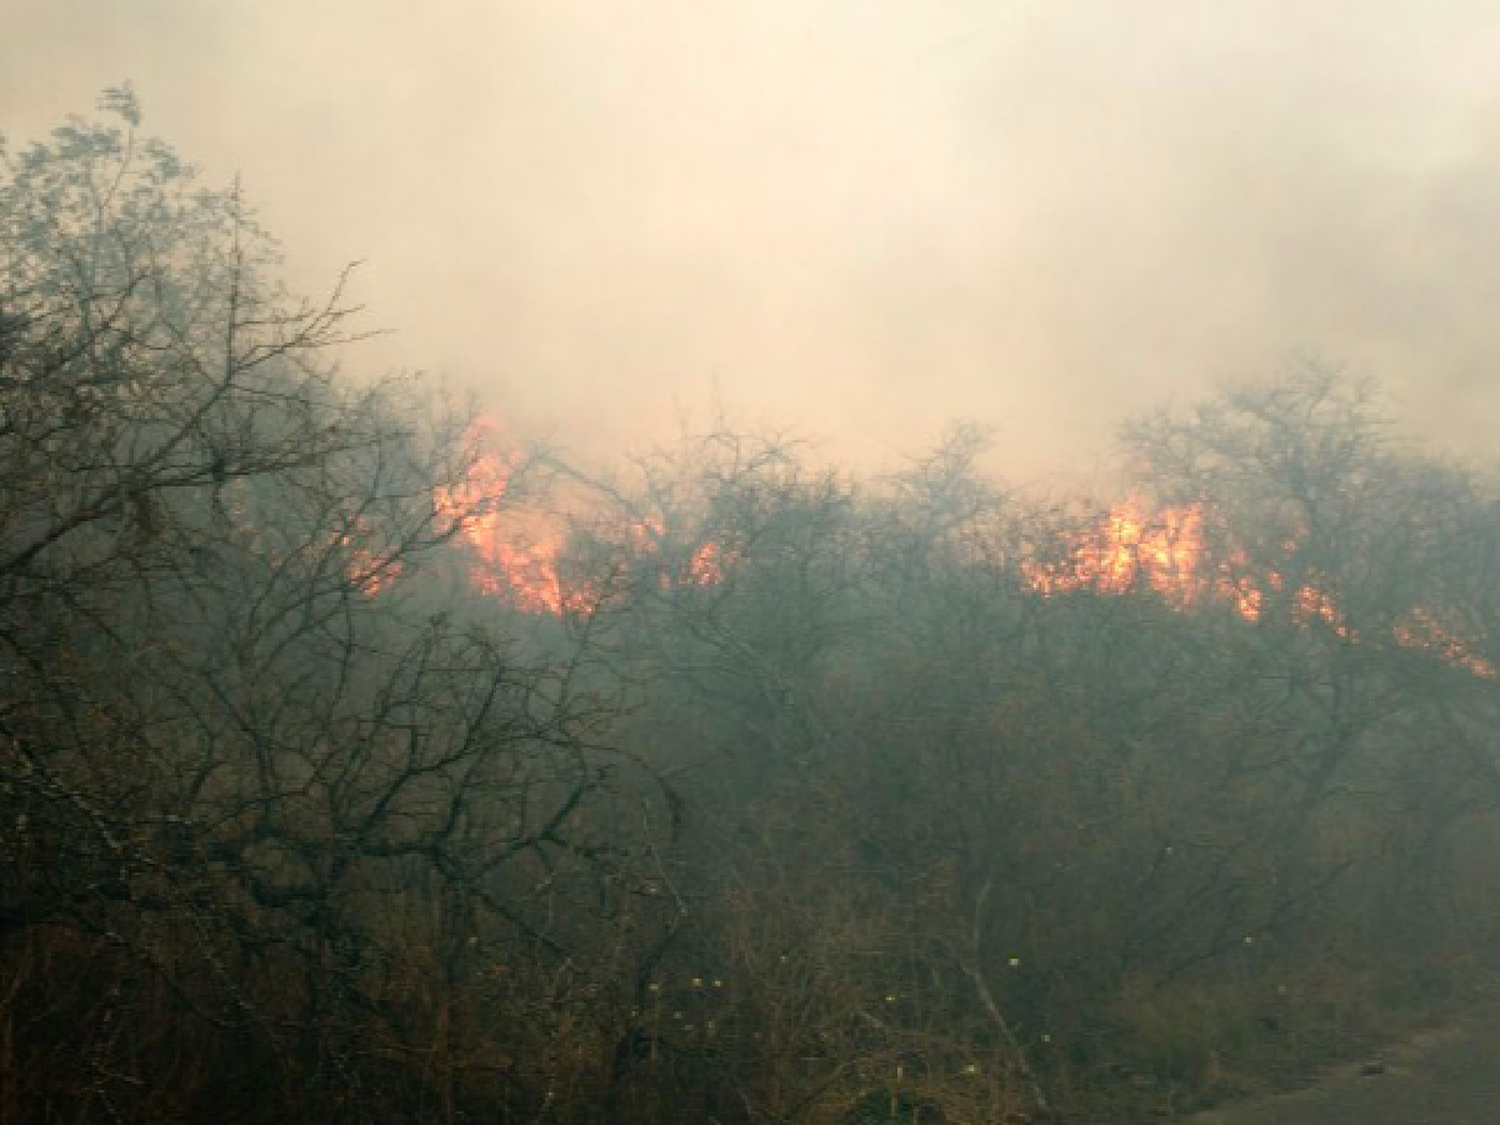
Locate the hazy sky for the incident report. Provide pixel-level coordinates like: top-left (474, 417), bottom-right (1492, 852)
top-left (6, 1), bottom-right (1500, 481)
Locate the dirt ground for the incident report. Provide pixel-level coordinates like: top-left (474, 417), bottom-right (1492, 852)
top-left (1181, 998), bottom-right (1500, 1125)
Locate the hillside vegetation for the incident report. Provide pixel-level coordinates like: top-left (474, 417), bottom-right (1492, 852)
top-left (3, 94), bottom-right (1499, 1125)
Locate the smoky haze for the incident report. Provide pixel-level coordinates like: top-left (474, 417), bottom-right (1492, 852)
top-left (6, 0), bottom-right (1500, 477)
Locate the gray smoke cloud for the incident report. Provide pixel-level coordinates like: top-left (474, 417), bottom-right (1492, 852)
top-left (6, 0), bottom-right (1500, 480)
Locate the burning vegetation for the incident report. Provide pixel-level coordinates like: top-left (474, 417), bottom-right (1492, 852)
top-left (431, 421), bottom-right (1495, 682)
top-left (6, 96), bottom-right (1500, 1125)
top-left (1021, 496), bottom-right (1494, 677)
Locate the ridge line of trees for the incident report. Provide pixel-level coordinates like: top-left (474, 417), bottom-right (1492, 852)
top-left (3, 91), bottom-right (1499, 1124)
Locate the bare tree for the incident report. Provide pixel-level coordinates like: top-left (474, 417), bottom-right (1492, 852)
top-left (0, 91), bottom-right (668, 1124)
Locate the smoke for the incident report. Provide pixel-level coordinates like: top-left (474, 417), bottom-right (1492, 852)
top-left (6, 0), bottom-right (1500, 478)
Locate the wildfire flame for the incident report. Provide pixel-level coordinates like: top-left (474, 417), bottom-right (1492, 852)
top-left (431, 419), bottom-right (587, 614)
top-left (360, 423), bottom-right (1494, 679)
top-left (686, 539), bottom-right (731, 586)
top-left (1025, 498), bottom-right (1494, 677)
top-left (1022, 500), bottom-right (1207, 603)
top-left (340, 518), bottom-right (404, 595)
top-left (1392, 606), bottom-right (1495, 679)
top-left (433, 417), bottom-right (731, 614)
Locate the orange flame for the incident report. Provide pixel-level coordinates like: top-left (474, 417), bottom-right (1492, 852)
top-left (686, 540), bottom-right (732, 586)
top-left (340, 519), bottom-right (404, 595)
top-left (432, 417), bottom-right (578, 612)
top-left (432, 417), bottom-right (732, 614)
top-left (1025, 498), bottom-right (1491, 676)
top-left (1023, 500), bottom-right (1211, 606)
top-left (376, 437), bottom-right (1495, 680)
top-left (1392, 607), bottom-right (1496, 678)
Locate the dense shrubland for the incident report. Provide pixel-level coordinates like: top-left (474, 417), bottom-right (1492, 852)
top-left (3, 94), bottom-right (1498, 1123)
